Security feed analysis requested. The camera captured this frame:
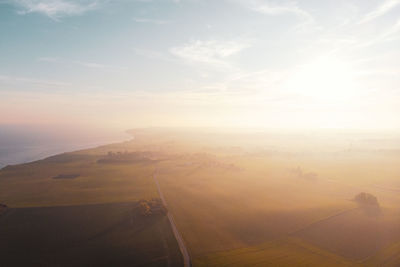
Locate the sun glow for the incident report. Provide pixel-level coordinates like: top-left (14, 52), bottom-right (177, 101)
top-left (286, 56), bottom-right (360, 104)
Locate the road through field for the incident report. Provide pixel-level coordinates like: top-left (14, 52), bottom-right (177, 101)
top-left (153, 170), bottom-right (192, 267)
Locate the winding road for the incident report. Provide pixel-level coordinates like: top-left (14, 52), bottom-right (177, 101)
top-left (153, 170), bottom-right (192, 267)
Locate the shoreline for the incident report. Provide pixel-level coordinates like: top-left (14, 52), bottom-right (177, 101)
top-left (0, 135), bottom-right (133, 170)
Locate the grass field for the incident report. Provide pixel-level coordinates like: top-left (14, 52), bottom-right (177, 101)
top-left (295, 208), bottom-right (400, 261)
top-left (193, 237), bottom-right (359, 267)
top-left (0, 153), bottom-right (158, 207)
top-left (366, 241), bottom-right (400, 266)
top-left (156, 161), bottom-right (355, 256)
top-left (0, 137), bottom-right (182, 266)
top-left (0, 202), bottom-right (182, 267)
top-left (1, 129), bottom-right (400, 266)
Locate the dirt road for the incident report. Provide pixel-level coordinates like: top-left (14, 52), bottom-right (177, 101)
top-left (153, 170), bottom-right (191, 267)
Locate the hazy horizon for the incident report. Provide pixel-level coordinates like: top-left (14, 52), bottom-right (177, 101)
top-left (2, 122), bottom-right (399, 167)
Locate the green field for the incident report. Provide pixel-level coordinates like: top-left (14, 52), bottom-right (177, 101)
top-left (0, 138), bottom-right (181, 266)
top-left (366, 241), bottom-right (400, 267)
top-left (1, 129), bottom-right (400, 266)
top-left (0, 202), bottom-right (182, 266)
top-left (0, 152), bottom-right (158, 207)
top-left (193, 237), bottom-right (359, 267)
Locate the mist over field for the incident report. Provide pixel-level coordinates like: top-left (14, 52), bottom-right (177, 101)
top-left (1, 127), bottom-right (399, 266)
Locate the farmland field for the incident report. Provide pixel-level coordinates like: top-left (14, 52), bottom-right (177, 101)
top-left (0, 202), bottom-right (182, 267)
top-left (193, 237), bottom-right (359, 267)
top-left (1, 128), bottom-right (400, 266)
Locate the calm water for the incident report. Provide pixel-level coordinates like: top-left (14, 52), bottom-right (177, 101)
top-left (0, 125), bottom-right (130, 169)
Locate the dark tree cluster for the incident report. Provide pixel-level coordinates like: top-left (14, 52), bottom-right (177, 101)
top-left (53, 174), bottom-right (80, 179)
top-left (290, 166), bottom-right (318, 181)
top-left (354, 192), bottom-right (381, 216)
top-left (0, 203), bottom-right (8, 215)
top-left (98, 151), bottom-right (154, 164)
top-left (137, 199), bottom-right (167, 217)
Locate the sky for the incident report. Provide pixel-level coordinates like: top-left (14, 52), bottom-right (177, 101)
top-left (0, 0), bottom-right (399, 131)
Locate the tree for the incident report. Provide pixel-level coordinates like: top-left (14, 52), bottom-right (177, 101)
top-left (354, 192), bottom-right (381, 216)
top-left (138, 201), bottom-right (152, 216)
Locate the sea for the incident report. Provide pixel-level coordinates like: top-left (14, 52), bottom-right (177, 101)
top-left (0, 125), bottom-right (131, 169)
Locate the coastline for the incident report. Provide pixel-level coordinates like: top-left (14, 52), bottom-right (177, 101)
top-left (0, 134), bottom-right (132, 170)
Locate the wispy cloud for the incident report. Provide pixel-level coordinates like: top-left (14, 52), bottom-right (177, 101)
top-left (37, 57), bottom-right (127, 71)
top-left (12, 0), bottom-right (101, 20)
top-left (133, 17), bottom-right (170, 25)
top-left (133, 47), bottom-right (176, 62)
top-left (352, 17), bottom-right (400, 48)
top-left (73, 61), bottom-right (127, 71)
top-left (359, 0), bottom-right (400, 24)
top-left (0, 74), bottom-right (71, 87)
top-left (233, 0), bottom-right (312, 20)
top-left (251, 1), bottom-right (311, 18)
top-left (170, 39), bottom-right (249, 68)
top-left (233, 0), bottom-right (315, 32)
